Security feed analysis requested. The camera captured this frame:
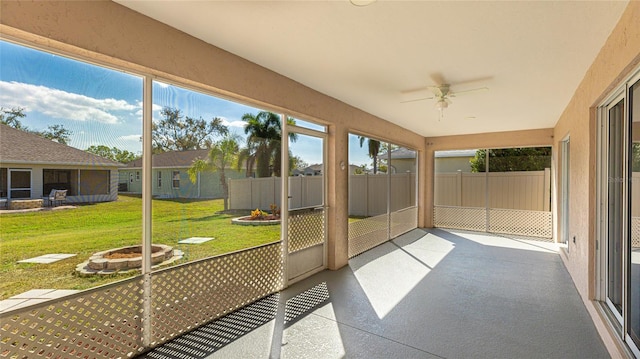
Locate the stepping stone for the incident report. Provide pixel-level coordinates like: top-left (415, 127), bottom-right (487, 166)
top-left (178, 237), bottom-right (214, 244)
top-left (0, 289), bottom-right (79, 313)
top-left (17, 253), bottom-right (76, 264)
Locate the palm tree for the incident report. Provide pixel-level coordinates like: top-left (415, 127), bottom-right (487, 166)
top-left (239, 111), bottom-right (296, 177)
top-left (188, 135), bottom-right (240, 211)
top-left (358, 136), bottom-right (381, 174)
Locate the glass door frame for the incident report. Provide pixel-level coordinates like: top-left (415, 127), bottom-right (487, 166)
top-left (281, 117), bottom-right (328, 286)
top-left (561, 136), bottom-right (570, 248)
top-left (597, 70), bottom-right (640, 357)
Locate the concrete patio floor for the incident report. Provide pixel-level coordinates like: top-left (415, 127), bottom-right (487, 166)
top-left (140, 228), bottom-right (609, 359)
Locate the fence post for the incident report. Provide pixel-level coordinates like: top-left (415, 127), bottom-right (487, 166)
top-left (456, 171), bottom-right (462, 206)
top-left (365, 173), bottom-right (369, 217)
top-left (544, 168), bottom-right (551, 211)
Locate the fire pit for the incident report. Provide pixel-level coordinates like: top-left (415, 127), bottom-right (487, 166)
top-left (76, 244), bottom-right (181, 275)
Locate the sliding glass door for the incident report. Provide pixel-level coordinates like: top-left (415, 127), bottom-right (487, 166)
top-left (600, 73), bottom-right (640, 357)
top-left (607, 98), bottom-right (625, 319)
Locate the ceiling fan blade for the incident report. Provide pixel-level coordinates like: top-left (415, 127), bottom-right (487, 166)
top-left (400, 96), bottom-right (435, 103)
top-left (450, 87), bottom-right (489, 97)
top-left (426, 86), bottom-right (443, 97)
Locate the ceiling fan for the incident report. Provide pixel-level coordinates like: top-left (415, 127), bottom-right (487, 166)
top-left (401, 84), bottom-right (488, 119)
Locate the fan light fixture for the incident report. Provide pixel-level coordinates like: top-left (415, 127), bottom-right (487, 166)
top-left (350, 0), bottom-right (376, 7)
top-left (435, 99), bottom-right (448, 119)
top-left (400, 83), bottom-right (488, 120)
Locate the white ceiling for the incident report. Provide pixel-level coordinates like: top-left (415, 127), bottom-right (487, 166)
top-left (117, 0), bottom-right (628, 137)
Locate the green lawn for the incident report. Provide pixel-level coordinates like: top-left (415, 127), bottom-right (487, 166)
top-left (0, 195), bottom-right (280, 299)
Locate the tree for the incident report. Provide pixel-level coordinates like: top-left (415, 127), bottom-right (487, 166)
top-left (238, 111), bottom-right (296, 177)
top-left (0, 106), bottom-right (27, 129)
top-left (39, 124), bottom-right (72, 145)
top-left (632, 143), bottom-right (640, 172)
top-left (470, 148), bottom-right (552, 172)
top-left (358, 136), bottom-right (381, 174)
top-left (290, 155), bottom-right (309, 172)
top-left (1, 106), bottom-right (72, 144)
top-left (86, 145), bottom-right (139, 163)
top-left (152, 107), bottom-right (229, 153)
top-left (188, 135), bottom-right (240, 210)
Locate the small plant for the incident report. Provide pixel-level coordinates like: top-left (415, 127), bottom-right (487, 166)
top-left (250, 208), bottom-right (267, 219)
top-left (269, 204), bottom-right (281, 217)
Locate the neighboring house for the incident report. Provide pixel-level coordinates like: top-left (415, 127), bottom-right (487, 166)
top-left (378, 148), bottom-right (474, 173)
top-left (379, 147), bottom-right (419, 173)
top-left (292, 164), bottom-right (362, 176)
top-left (434, 149), bottom-right (476, 173)
top-left (120, 149), bottom-right (246, 199)
top-left (0, 124), bottom-right (121, 203)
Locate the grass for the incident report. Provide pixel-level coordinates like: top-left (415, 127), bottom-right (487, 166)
top-left (0, 195), bottom-right (280, 299)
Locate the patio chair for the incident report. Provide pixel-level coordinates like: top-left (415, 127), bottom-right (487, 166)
top-left (45, 189), bottom-right (67, 207)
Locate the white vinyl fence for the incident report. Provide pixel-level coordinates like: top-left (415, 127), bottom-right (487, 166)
top-left (435, 169), bottom-right (551, 211)
top-left (228, 174), bottom-right (417, 214)
top-left (433, 169), bottom-right (553, 239)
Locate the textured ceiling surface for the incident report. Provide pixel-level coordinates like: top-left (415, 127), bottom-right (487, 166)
top-left (117, 1), bottom-right (627, 137)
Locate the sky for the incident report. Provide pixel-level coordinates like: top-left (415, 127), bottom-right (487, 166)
top-left (0, 40), bottom-right (379, 167)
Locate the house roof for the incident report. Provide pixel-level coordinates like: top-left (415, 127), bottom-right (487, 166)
top-left (386, 148), bottom-right (417, 160)
top-left (0, 124), bottom-right (121, 167)
top-left (124, 149), bottom-right (210, 169)
top-left (435, 150), bottom-right (477, 158)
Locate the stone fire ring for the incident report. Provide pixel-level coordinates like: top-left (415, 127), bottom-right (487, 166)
top-left (76, 244), bottom-right (182, 276)
top-left (231, 216), bottom-right (281, 226)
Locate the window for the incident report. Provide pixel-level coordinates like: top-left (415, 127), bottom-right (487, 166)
top-left (347, 134), bottom-right (418, 257)
top-left (8, 169), bottom-right (31, 199)
top-left (157, 171), bottom-right (162, 188)
top-left (172, 171), bottom-right (180, 189)
top-left (433, 147), bottom-right (552, 238)
top-left (0, 39), bottom-right (143, 300)
top-left (136, 171), bottom-right (141, 181)
top-left (43, 169), bottom-right (73, 196)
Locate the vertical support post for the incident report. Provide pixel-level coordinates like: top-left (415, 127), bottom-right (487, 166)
top-left (387, 143), bottom-right (392, 240)
top-left (544, 167), bottom-right (551, 212)
top-left (281, 114), bottom-right (290, 287)
top-left (327, 125), bottom-right (349, 269)
top-left (485, 149), bottom-right (490, 232)
top-left (364, 173), bottom-right (369, 217)
top-left (141, 75), bottom-right (153, 347)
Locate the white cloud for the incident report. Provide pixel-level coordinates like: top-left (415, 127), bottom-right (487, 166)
top-left (219, 116), bottom-right (246, 128)
top-left (118, 134), bottom-right (142, 141)
top-left (0, 81), bottom-right (137, 124)
top-left (134, 102), bottom-right (163, 117)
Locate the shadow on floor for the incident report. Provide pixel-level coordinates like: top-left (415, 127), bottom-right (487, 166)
top-left (138, 228), bottom-right (610, 359)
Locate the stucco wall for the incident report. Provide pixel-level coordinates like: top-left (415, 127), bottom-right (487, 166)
top-left (552, 1), bottom-right (640, 356)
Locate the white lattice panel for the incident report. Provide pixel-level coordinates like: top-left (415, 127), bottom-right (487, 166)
top-left (0, 278), bottom-right (145, 359)
top-left (488, 209), bottom-right (552, 238)
top-left (434, 206), bottom-right (487, 232)
top-left (288, 208), bottom-right (325, 253)
top-left (390, 206), bottom-right (418, 238)
top-left (348, 214), bottom-right (389, 258)
top-left (150, 242), bottom-right (283, 345)
top-left (632, 217), bottom-right (640, 248)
